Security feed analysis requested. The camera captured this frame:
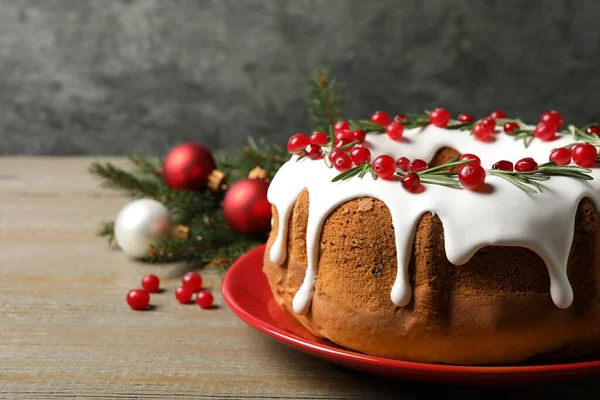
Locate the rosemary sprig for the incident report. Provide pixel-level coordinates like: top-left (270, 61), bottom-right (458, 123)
top-left (487, 162), bottom-right (592, 194)
top-left (567, 124), bottom-right (600, 147)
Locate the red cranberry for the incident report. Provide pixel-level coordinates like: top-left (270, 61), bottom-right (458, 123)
top-left (515, 158), bottom-right (538, 172)
top-left (371, 111), bottom-right (391, 126)
top-left (396, 157), bottom-right (410, 172)
top-left (539, 110), bottom-right (564, 130)
top-left (489, 110), bottom-right (507, 119)
top-left (549, 147), bottom-right (572, 166)
top-left (394, 114), bottom-right (408, 123)
top-left (459, 153), bottom-right (481, 167)
top-left (352, 129), bottom-right (366, 143)
top-left (310, 131), bottom-right (328, 145)
top-left (503, 122), bottom-right (520, 133)
top-left (182, 272), bottom-right (203, 292)
top-left (328, 149), bottom-right (346, 163)
top-left (457, 113), bottom-right (474, 123)
top-left (572, 144), bottom-right (598, 167)
top-left (586, 125), bottom-right (600, 137)
top-left (175, 286), bottom-right (193, 304)
top-left (386, 122), bottom-right (405, 140)
top-left (492, 160), bottom-right (514, 171)
top-left (141, 274), bottom-right (160, 293)
top-left (458, 165), bottom-right (486, 190)
top-left (196, 290), bottom-right (214, 309)
top-left (534, 122), bottom-right (557, 141)
top-left (287, 133), bottom-right (310, 153)
top-left (127, 289), bottom-right (150, 310)
top-left (305, 144), bottom-right (323, 160)
top-left (333, 152), bottom-right (352, 172)
top-left (429, 108), bottom-right (451, 128)
top-left (372, 155), bottom-right (396, 179)
top-left (349, 146), bottom-right (371, 165)
top-left (401, 173), bottom-right (421, 192)
top-left (334, 120), bottom-right (350, 132)
top-left (409, 159), bottom-right (428, 172)
top-left (473, 121), bottom-right (494, 141)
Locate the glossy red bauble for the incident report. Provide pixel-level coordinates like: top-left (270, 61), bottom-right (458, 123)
top-left (223, 178), bottom-right (272, 236)
top-left (175, 286), bottom-right (193, 304)
top-left (372, 155), bottom-right (396, 179)
top-left (196, 290), bottom-right (214, 309)
top-left (458, 165), bottom-right (486, 190)
top-left (492, 160), bottom-right (514, 171)
top-left (349, 146), bottom-right (371, 166)
top-left (401, 173), bottom-right (421, 192)
top-left (162, 143), bottom-right (216, 190)
top-left (572, 144), bottom-right (598, 167)
top-left (386, 122), bottom-right (405, 140)
top-left (182, 272), bottom-right (203, 292)
top-left (429, 108), bottom-right (451, 128)
top-left (310, 131), bottom-right (329, 145)
top-left (515, 158), bottom-right (538, 172)
top-left (540, 110), bottom-right (564, 131)
top-left (141, 274), bottom-right (160, 293)
top-left (549, 147), bottom-right (572, 166)
top-left (371, 111), bottom-right (391, 126)
top-left (127, 289), bottom-right (150, 310)
top-left (534, 122), bottom-right (557, 141)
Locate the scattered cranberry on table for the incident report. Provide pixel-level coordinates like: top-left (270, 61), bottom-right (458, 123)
top-left (572, 144), bottom-right (598, 167)
top-left (182, 272), bottom-right (203, 292)
top-left (549, 147), bottom-right (572, 166)
top-left (371, 111), bottom-right (391, 126)
top-left (196, 290), bottom-right (214, 309)
top-left (127, 289), bottom-right (150, 311)
top-left (429, 108), bottom-right (451, 128)
top-left (141, 274), bottom-right (160, 293)
top-left (175, 286), bottom-right (193, 304)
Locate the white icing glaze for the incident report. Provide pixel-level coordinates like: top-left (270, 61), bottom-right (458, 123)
top-left (267, 125), bottom-right (600, 315)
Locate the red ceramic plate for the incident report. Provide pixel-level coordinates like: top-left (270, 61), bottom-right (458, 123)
top-left (222, 244), bottom-right (600, 385)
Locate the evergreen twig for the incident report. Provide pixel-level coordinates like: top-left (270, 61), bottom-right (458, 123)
top-left (306, 68), bottom-right (345, 132)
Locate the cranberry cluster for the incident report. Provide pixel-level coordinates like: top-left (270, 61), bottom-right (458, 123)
top-left (126, 272), bottom-right (214, 310)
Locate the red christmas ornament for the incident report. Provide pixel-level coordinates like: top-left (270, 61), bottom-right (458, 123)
top-left (162, 143), bottom-right (216, 190)
top-left (223, 178), bottom-right (272, 236)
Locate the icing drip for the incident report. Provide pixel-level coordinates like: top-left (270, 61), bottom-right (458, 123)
top-left (267, 126), bottom-right (600, 315)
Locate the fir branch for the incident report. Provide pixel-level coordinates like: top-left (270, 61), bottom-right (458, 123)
top-left (127, 152), bottom-right (162, 177)
top-left (306, 68), bottom-right (345, 132)
top-left (96, 221), bottom-right (115, 245)
top-left (88, 162), bottom-right (160, 198)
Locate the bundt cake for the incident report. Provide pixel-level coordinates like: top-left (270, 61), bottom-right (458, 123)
top-left (262, 110), bottom-right (600, 365)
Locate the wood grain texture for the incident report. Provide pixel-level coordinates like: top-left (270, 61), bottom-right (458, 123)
top-left (1, 157), bottom-right (600, 399)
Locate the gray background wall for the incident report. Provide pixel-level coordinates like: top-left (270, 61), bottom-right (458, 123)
top-left (0, 0), bottom-right (598, 155)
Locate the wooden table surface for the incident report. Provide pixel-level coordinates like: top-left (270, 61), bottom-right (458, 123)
top-left (2, 157), bottom-right (600, 399)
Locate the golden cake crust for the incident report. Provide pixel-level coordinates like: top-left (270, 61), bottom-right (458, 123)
top-left (262, 148), bottom-right (600, 365)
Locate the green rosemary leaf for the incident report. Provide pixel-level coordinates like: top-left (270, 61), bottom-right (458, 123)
top-left (336, 140), bottom-right (361, 151)
top-left (419, 175), bottom-right (461, 188)
top-left (331, 165), bottom-right (363, 182)
top-left (487, 170), bottom-right (538, 194)
top-left (418, 157), bottom-right (474, 175)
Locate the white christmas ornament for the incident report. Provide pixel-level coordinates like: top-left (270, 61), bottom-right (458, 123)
top-left (114, 198), bottom-right (172, 258)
